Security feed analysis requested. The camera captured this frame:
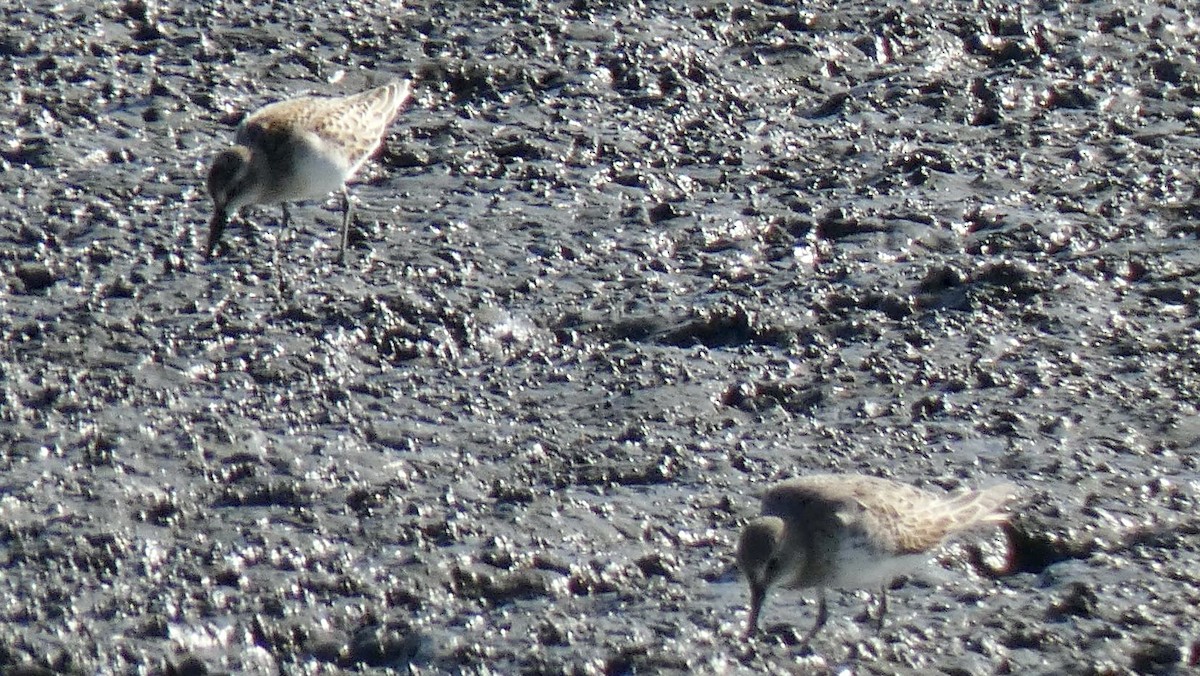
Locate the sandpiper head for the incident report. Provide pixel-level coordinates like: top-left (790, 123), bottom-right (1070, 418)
top-left (205, 146), bottom-right (255, 257)
top-left (737, 515), bottom-right (791, 636)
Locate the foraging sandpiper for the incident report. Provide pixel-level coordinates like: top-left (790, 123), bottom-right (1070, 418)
top-left (737, 473), bottom-right (1015, 642)
top-left (205, 79), bottom-right (413, 263)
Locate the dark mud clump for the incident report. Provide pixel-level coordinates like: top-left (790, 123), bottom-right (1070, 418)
top-left (3, 0), bottom-right (1200, 673)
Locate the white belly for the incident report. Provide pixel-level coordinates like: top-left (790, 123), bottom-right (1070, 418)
top-left (825, 534), bottom-right (928, 588)
top-left (281, 134), bottom-right (353, 201)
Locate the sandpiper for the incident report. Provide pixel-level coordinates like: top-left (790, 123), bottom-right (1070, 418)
top-left (737, 473), bottom-right (1015, 642)
top-left (205, 79), bottom-right (413, 263)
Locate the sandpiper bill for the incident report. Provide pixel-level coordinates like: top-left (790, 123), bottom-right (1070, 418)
top-left (205, 79), bottom-right (413, 263)
top-left (737, 473), bottom-right (1015, 642)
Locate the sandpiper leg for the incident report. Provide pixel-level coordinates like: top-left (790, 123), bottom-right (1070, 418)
top-left (338, 187), bottom-right (352, 264)
top-left (876, 586), bottom-right (888, 632)
top-left (802, 589), bottom-right (828, 645)
top-left (274, 204), bottom-right (291, 295)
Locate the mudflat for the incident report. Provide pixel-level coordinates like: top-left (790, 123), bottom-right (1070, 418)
top-left (2, 0), bottom-right (1198, 672)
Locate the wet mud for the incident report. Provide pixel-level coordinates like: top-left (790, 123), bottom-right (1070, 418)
top-left (3, 0), bottom-right (1200, 673)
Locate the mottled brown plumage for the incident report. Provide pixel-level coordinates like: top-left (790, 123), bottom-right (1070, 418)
top-left (206, 80), bottom-right (412, 262)
top-left (738, 473), bottom-right (1015, 641)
